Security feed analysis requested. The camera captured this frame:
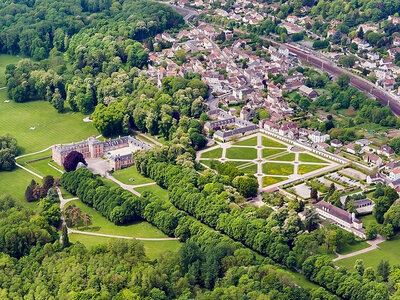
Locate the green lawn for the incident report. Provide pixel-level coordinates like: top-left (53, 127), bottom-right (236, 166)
top-left (337, 241), bottom-right (370, 255)
top-left (23, 158), bottom-right (63, 178)
top-left (263, 176), bottom-right (288, 187)
top-left (233, 136), bottom-right (258, 146)
top-left (261, 136), bottom-right (286, 148)
top-left (0, 168), bottom-right (38, 208)
top-left (262, 163), bottom-right (294, 176)
top-left (201, 148), bottom-right (223, 159)
top-left (112, 166), bottom-right (154, 185)
top-left (59, 186), bottom-right (74, 199)
top-left (240, 164), bottom-right (258, 175)
top-left (298, 164), bottom-right (326, 175)
top-left (226, 147), bottom-right (257, 160)
top-left (16, 149), bottom-right (52, 164)
top-left (299, 153), bottom-right (328, 163)
top-left (69, 233), bottom-right (181, 260)
top-left (270, 152), bottom-right (295, 162)
top-left (135, 184), bottom-right (169, 202)
top-left (0, 54), bottom-right (22, 87)
top-left (336, 235), bottom-right (400, 270)
top-left (0, 89), bottom-right (98, 154)
top-left (65, 200), bottom-right (168, 238)
top-left (200, 160), bottom-right (214, 168)
top-left (262, 148), bottom-right (285, 158)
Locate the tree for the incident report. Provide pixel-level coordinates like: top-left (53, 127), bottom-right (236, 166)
top-left (42, 175), bottom-right (55, 192)
top-left (357, 27), bottom-right (364, 39)
top-left (63, 151), bottom-right (87, 172)
top-left (303, 207), bottom-right (319, 231)
top-left (61, 224), bottom-right (70, 248)
top-left (232, 175), bottom-right (258, 198)
top-left (337, 74), bottom-right (350, 89)
top-left (52, 88), bottom-right (64, 112)
top-left (354, 259), bottom-right (364, 276)
top-left (25, 179), bottom-right (37, 202)
top-left (365, 224), bottom-right (378, 240)
top-left (377, 260), bottom-right (390, 282)
top-left (338, 55), bottom-right (357, 68)
top-left (82, 213), bottom-right (92, 230)
top-left (381, 224), bottom-right (394, 240)
top-left (310, 187), bottom-right (318, 201)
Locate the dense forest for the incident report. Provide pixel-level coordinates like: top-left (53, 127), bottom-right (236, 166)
top-left (4, 0), bottom-right (189, 142)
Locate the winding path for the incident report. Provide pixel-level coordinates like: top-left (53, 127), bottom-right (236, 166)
top-left (332, 235), bottom-right (386, 262)
top-left (56, 187), bottom-right (179, 241)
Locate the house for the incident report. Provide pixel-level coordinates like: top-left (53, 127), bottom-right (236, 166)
top-left (346, 142), bottom-right (363, 155)
top-left (314, 200), bottom-right (366, 239)
top-left (309, 131), bottom-right (330, 143)
top-left (367, 173), bottom-right (386, 185)
top-left (330, 139), bottom-right (343, 148)
top-left (280, 22), bottom-right (304, 35)
top-left (316, 142), bottom-right (330, 151)
top-left (356, 139), bottom-right (373, 152)
top-left (378, 145), bottom-right (395, 157)
top-left (364, 153), bottom-right (383, 167)
top-left (389, 167), bottom-right (400, 181)
top-left (299, 85), bottom-right (318, 99)
top-left (385, 161), bottom-right (400, 172)
top-left (354, 198), bottom-right (375, 214)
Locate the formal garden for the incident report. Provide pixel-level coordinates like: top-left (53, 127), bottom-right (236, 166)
top-left (198, 133), bottom-right (335, 188)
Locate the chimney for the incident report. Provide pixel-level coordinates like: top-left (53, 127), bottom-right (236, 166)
top-left (351, 212), bottom-right (356, 223)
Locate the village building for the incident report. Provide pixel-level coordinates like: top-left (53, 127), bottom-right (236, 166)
top-left (364, 153), bottom-right (383, 167)
top-left (309, 131), bottom-right (330, 143)
top-left (378, 145), bottom-right (395, 157)
top-left (314, 200), bottom-right (366, 239)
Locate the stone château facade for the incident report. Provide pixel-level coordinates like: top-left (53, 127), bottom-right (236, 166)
top-left (52, 136), bottom-right (151, 170)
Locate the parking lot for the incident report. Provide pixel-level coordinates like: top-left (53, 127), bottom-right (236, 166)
top-left (329, 172), bottom-right (365, 188)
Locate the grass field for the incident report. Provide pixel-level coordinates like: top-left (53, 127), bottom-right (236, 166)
top-left (299, 153), bottom-right (328, 163)
top-left (0, 89), bottom-right (97, 154)
top-left (338, 241), bottom-right (369, 255)
top-left (262, 148), bottom-right (285, 158)
top-left (232, 137), bottom-right (258, 146)
top-left (112, 166), bottom-right (154, 185)
top-left (226, 147), bottom-right (257, 160)
top-left (270, 152), bottom-right (296, 162)
top-left (0, 168), bottom-right (38, 208)
top-left (65, 200), bottom-right (168, 238)
top-left (25, 158), bottom-right (63, 178)
top-left (298, 164), bottom-right (325, 175)
top-left (263, 176), bottom-right (288, 187)
top-left (201, 148), bottom-right (223, 159)
top-left (261, 136), bottom-right (286, 148)
top-left (69, 233), bottom-right (181, 260)
top-left (240, 164), bottom-right (258, 175)
top-left (135, 184), bottom-right (169, 201)
top-left (59, 186), bottom-right (74, 199)
top-left (0, 54), bottom-right (22, 86)
top-left (336, 234), bottom-right (400, 270)
top-left (262, 163), bottom-right (294, 176)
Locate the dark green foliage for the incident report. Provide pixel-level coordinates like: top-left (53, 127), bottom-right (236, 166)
top-left (0, 196), bottom-right (57, 258)
top-left (0, 134), bottom-right (18, 171)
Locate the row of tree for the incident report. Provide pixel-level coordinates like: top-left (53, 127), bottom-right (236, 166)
top-left (131, 145), bottom-right (390, 299)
